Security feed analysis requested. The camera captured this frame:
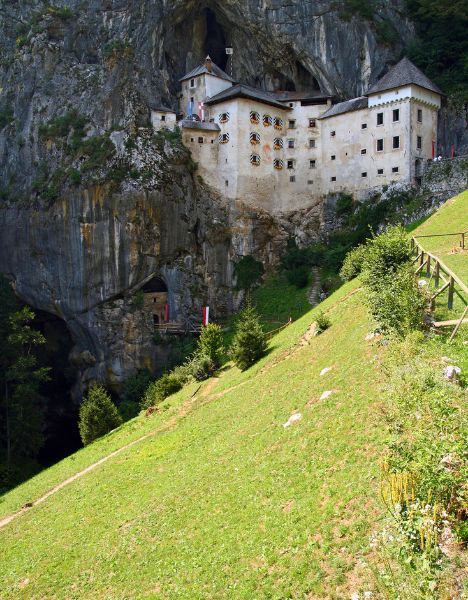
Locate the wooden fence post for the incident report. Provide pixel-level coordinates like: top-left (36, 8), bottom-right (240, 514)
top-left (448, 276), bottom-right (454, 309)
top-left (462, 233), bottom-right (465, 250)
top-left (434, 261), bottom-right (440, 288)
top-left (419, 251), bottom-right (425, 267)
top-left (426, 255), bottom-right (431, 277)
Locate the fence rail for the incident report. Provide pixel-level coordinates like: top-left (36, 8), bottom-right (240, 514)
top-left (411, 236), bottom-right (467, 341)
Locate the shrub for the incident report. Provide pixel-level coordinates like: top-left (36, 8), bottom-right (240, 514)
top-left (230, 300), bottom-right (267, 371)
top-left (360, 225), bottom-right (412, 287)
top-left (78, 384), bottom-right (122, 445)
top-left (140, 373), bottom-right (183, 409)
top-left (315, 311), bottom-right (331, 333)
top-left (132, 289), bottom-right (144, 309)
top-left (339, 243), bottom-right (368, 281)
top-left (335, 192), bottom-right (354, 218)
top-left (286, 265), bottom-right (309, 289)
top-left (233, 256), bottom-right (264, 290)
top-left (197, 323), bottom-right (224, 368)
top-left (119, 369), bottom-right (153, 420)
top-left (188, 352), bottom-right (215, 382)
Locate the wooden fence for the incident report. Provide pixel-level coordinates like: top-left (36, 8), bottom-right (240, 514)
top-left (411, 234), bottom-right (467, 341)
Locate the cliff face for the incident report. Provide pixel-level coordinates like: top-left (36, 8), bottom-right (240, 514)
top-left (0, 0), bottom-right (453, 394)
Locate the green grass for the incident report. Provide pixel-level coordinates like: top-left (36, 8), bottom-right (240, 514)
top-left (413, 190), bottom-right (468, 281)
top-left (252, 272), bottom-right (312, 327)
top-left (0, 281), bottom-right (387, 598)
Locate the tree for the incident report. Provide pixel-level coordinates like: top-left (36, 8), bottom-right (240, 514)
top-left (0, 276), bottom-right (50, 475)
top-left (78, 384), bottom-right (122, 445)
top-left (197, 323), bottom-right (224, 368)
top-left (230, 300), bottom-right (267, 371)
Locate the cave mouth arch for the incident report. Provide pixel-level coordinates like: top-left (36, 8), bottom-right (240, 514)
top-left (204, 7), bottom-right (228, 70)
top-left (32, 310), bottom-right (82, 467)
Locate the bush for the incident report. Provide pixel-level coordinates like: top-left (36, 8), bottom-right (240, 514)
top-left (188, 352), bottom-right (215, 382)
top-left (197, 323), bottom-right (224, 368)
top-left (286, 265), bottom-right (309, 289)
top-left (360, 225), bottom-right (412, 287)
top-left (233, 256), bottom-right (264, 290)
top-left (230, 300), bottom-right (267, 371)
top-left (315, 311), bottom-right (331, 333)
top-left (78, 384), bottom-right (122, 445)
top-left (141, 373), bottom-right (183, 409)
top-left (335, 192), bottom-right (354, 218)
top-left (339, 243), bottom-right (368, 281)
top-left (118, 369), bottom-right (153, 420)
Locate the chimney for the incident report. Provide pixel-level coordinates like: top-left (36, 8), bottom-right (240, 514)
top-left (205, 55), bottom-right (213, 73)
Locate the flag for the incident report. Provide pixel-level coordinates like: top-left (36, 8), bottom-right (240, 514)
top-left (165, 303), bottom-right (169, 322)
top-left (451, 144), bottom-right (455, 159)
top-left (202, 306), bottom-right (209, 326)
top-left (198, 101), bottom-right (205, 121)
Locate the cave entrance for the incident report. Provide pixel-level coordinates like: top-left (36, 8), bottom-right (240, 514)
top-left (32, 310), bottom-right (82, 468)
top-left (204, 7), bottom-right (228, 70)
top-left (142, 278), bottom-right (170, 327)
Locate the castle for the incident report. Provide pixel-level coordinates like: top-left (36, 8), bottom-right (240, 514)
top-left (151, 56), bottom-right (442, 214)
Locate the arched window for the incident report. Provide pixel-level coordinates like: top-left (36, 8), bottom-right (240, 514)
top-left (273, 159), bottom-right (284, 170)
top-left (219, 133), bottom-right (230, 144)
top-left (263, 114), bottom-right (272, 127)
top-left (219, 112), bottom-right (230, 124)
top-left (274, 117), bottom-right (283, 130)
top-left (273, 138), bottom-right (283, 150)
top-left (250, 132), bottom-right (260, 145)
top-left (250, 111), bottom-right (260, 124)
top-left (250, 154), bottom-right (261, 166)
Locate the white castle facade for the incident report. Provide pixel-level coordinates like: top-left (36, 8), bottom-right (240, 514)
top-left (152, 56), bottom-right (442, 214)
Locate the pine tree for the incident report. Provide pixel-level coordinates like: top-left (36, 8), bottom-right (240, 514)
top-left (230, 300), bottom-right (267, 371)
top-left (197, 323), bottom-right (224, 368)
top-left (78, 384), bottom-right (122, 445)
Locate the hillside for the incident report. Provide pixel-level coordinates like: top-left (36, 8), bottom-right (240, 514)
top-left (0, 193), bottom-right (466, 598)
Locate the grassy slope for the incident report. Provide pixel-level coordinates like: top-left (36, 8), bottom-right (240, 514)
top-left (0, 282), bottom-right (387, 599)
top-left (413, 190), bottom-right (468, 281)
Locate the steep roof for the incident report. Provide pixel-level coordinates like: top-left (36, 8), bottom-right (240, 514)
top-left (204, 84), bottom-right (290, 110)
top-left (180, 59), bottom-right (235, 84)
top-left (367, 57), bottom-right (443, 96)
top-left (180, 120), bottom-right (221, 132)
top-left (319, 96), bottom-right (368, 119)
top-left (274, 91), bottom-right (332, 102)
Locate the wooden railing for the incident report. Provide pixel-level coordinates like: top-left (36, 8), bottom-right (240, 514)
top-left (265, 317), bottom-right (293, 340)
top-left (411, 236), bottom-right (467, 341)
top-left (154, 322), bottom-right (202, 335)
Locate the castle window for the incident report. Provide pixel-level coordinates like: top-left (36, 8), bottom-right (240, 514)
top-left (190, 137), bottom-right (194, 142)
top-left (289, 103), bottom-right (294, 108)
top-left (289, 175), bottom-right (296, 182)
top-left (417, 109), bottom-right (423, 123)
top-left (274, 117), bottom-right (283, 130)
top-left (273, 138), bottom-right (283, 150)
top-left (263, 114), bottom-right (272, 127)
top-left (219, 112), bottom-right (230, 124)
top-left (393, 135), bottom-right (400, 149)
top-left (361, 149), bottom-right (367, 155)
top-left (288, 119), bottom-right (296, 129)
top-left (361, 123), bottom-right (367, 129)
top-left (393, 109), bottom-right (400, 122)
top-left (309, 139), bottom-right (316, 148)
top-left (331, 176), bottom-right (336, 181)
top-left (377, 168), bottom-right (384, 175)
top-left (211, 140), bottom-right (214, 144)
top-left (250, 132), bottom-right (261, 145)
top-left (376, 139), bottom-right (384, 152)
top-left (361, 172), bottom-right (367, 178)
top-left (190, 97), bottom-right (194, 103)
top-left (274, 158), bottom-right (284, 170)
top-left (219, 133), bottom-right (230, 144)
top-left (161, 115), bottom-right (166, 122)
top-left (309, 118), bottom-right (316, 128)
top-left (307, 180), bottom-right (314, 184)
top-left (198, 137), bottom-right (204, 144)
top-left (190, 79), bottom-right (195, 88)
top-left (377, 112), bottom-right (384, 126)
top-left (287, 159), bottom-right (295, 169)
top-left (225, 180), bottom-right (229, 187)
top-left (288, 139), bottom-right (295, 149)
top-left (331, 154), bottom-right (336, 160)
top-left (309, 159), bottom-right (316, 169)
top-left (250, 111), bottom-right (260, 124)
top-left (392, 166), bottom-right (399, 173)
top-left (250, 153), bottom-right (261, 166)
top-left (330, 130), bottom-right (336, 137)
top-left (417, 135), bottom-right (422, 150)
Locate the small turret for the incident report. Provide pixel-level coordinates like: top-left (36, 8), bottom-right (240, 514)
top-left (205, 55), bottom-right (213, 73)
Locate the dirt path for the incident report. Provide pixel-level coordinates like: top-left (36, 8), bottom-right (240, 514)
top-left (0, 376), bottom-right (232, 532)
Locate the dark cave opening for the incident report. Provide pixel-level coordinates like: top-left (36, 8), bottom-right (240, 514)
top-left (33, 311), bottom-right (82, 468)
top-left (204, 8), bottom-right (228, 71)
